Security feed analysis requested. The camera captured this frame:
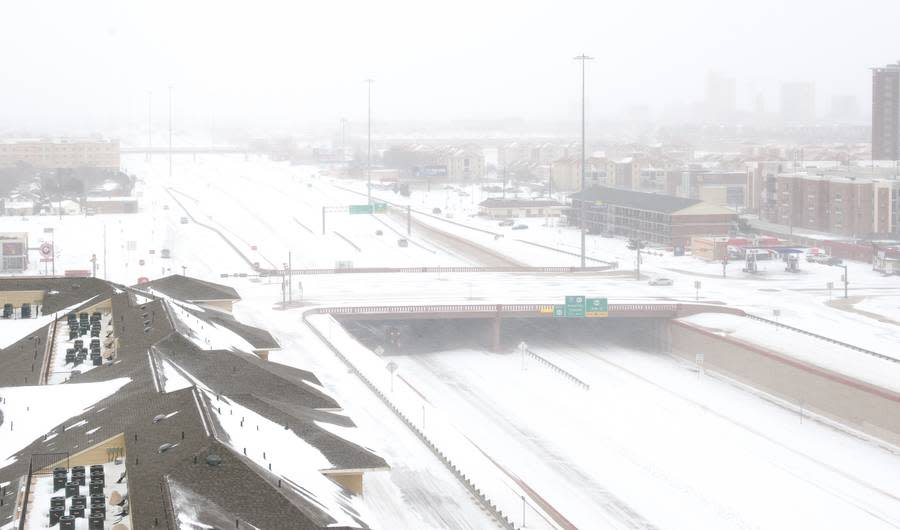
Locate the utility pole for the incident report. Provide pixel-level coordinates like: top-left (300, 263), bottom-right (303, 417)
top-left (574, 54), bottom-right (593, 270)
top-left (288, 251), bottom-right (293, 305)
top-left (168, 85), bottom-right (173, 177)
top-left (103, 224), bottom-right (107, 280)
top-left (147, 91), bottom-right (152, 162)
top-left (365, 78), bottom-right (374, 204)
top-left (635, 242), bottom-right (641, 280)
top-left (840, 264), bottom-right (848, 298)
top-left (340, 118), bottom-right (347, 160)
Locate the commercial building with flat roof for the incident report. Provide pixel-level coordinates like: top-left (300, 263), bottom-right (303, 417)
top-left (568, 186), bottom-right (736, 246)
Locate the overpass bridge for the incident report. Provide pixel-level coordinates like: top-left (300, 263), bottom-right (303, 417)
top-left (310, 301), bottom-right (746, 351)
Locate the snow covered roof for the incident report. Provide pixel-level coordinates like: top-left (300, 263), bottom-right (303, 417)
top-left (479, 198), bottom-right (563, 209)
top-left (136, 274), bottom-right (241, 303)
top-left (0, 277), bottom-right (387, 529)
top-left (571, 186), bottom-right (703, 214)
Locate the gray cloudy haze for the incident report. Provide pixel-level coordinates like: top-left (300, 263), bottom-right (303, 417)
top-left (2, 0), bottom-right (899, 133)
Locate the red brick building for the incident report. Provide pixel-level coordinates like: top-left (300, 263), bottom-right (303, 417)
top-left (569, 186), bottom-right (736, 247)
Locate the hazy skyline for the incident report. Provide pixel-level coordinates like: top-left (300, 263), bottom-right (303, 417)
top-left (2, 0), bottom-right (899, 134)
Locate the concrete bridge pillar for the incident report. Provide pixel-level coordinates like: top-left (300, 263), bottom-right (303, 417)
top-left (490, 305), bottom-right (502, 352)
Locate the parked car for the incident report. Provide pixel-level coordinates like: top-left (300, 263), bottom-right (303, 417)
top-left (432, 208), bottom-right (442, 214)
top-left (180, 217), bottom-right (189, 224)
top-left (498, 219), bottom-right (515, 227)
top-left (826, 256), bottom-right (843, 266)
top-left (648, 277), bottom-right (673, 286)
top-left (511, 224), bottom-right (528, 230)
top-left (375, 229), bottom-right (383, 236)
top-left (397, 239), bottom-right (409, 247)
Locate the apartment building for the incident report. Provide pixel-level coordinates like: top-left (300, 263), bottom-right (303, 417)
top-left (762, 171), bottom-right (900, 238)
top-left (0, 138), bottom-right (120, 169)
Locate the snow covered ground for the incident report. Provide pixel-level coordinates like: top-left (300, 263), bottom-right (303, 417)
top-left (389, 339), bottom-right (900, 530)
top-left (10, 153), bottom-right (900, 528)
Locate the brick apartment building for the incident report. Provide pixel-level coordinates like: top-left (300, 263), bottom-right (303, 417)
top-left (760, 172), bottom-right (900, 238)
top-left (568, 186), bottom-right (736, 246)
top-left (0, 138), bottom-right (120, 169)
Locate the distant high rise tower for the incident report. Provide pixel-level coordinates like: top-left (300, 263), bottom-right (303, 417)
top-left (705, 70), bottom-right (736, 123)
top-left (872, 62), bottom-right (900, 160)
top-left (780, 82), bottom-right (816, 124)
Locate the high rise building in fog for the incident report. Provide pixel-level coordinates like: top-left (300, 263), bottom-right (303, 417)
top-left (705, 70), bottom-right (736, 123)
top-left (872, 62), bottom-right (900, 160)
top-left (780, 82), bottom-right (816, 124)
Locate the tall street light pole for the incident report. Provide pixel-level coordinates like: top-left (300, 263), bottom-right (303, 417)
top-left (574, 54), bottom-right (593, 269)
top-left (168, 85), bottom-right (173, 177)
top-left (365, 78), bottom-right (374, 204)
top-left (147, 91), bottom-right (152, 162)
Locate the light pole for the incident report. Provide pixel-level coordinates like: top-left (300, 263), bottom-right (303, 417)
top-left (518, 341), bottom-right (528, 370)
top-left (574, 54), bottom-right (593, 269)
top-left (839, 264), bottom-right (848, 298)
top-left (147, 91), bottom-right (152, 162)
top-left (168, 85), bottom-right (173, 177)
top-left (365, 78), bottom-right (374, 204)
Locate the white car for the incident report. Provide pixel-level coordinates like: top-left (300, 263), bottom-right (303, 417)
top-left (648, 277), bottom-right (673, 286)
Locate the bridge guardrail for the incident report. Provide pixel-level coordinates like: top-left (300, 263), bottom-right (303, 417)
top-left (744, 314), bottom-right (899, 364)
top-left (315, 303), bottom-right (684, 317)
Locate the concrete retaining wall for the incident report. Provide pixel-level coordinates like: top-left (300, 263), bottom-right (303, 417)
top-left (670, 320), bottom-right (900, 447)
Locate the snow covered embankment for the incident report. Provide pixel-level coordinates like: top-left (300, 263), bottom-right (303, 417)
top-left (304, 313), bottom-right (562, 530)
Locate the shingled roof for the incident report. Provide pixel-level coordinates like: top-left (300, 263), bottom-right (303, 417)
top-left (136, 274), bottom-right (241, 303)
top-left (571, 186), bottom-right (701, 214)
top-left (0, 276), bottom-right (386, 529)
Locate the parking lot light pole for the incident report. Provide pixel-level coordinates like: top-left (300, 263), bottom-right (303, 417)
top-left (365, 78), bottom-right (374, 205)
top-left (840, 264), bottom-right (848, 299)
top-left (574, 53), bottom-right (593, 270)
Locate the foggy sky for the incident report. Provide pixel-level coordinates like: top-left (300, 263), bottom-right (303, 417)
top-left (2, 0), bottom-right (899, 134)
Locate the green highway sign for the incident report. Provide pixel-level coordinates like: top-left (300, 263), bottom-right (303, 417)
top-left (349, 203), bottom-right (388, 215)
top-left (349, 204), bottom-right (373, 214)
top-left (553, 305), bottom-right (566, 317)
top-left (564, 295), bottom-right (585, 317)
top-left (586, 297), bottom-right (608, 317)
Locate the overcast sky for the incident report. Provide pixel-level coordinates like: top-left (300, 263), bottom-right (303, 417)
top-left (2, 0), bottom-right (899, 134)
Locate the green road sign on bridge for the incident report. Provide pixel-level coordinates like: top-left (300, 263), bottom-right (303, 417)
top-left (552, 296), bottom-right (607, 317)
top-left (564, 295), bottom-right (585, 317)
top-left (586, 297), bottom-right (608, 317)
top-left (349, 203), bottom-right (388, 215)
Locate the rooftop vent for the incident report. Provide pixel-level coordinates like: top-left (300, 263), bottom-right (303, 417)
top-left (152, 414), bottom-right (166, 424)
top-left (158, 443), bottom-right (174, 454)
top-left (205, 454), bottom-right (223, 466)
